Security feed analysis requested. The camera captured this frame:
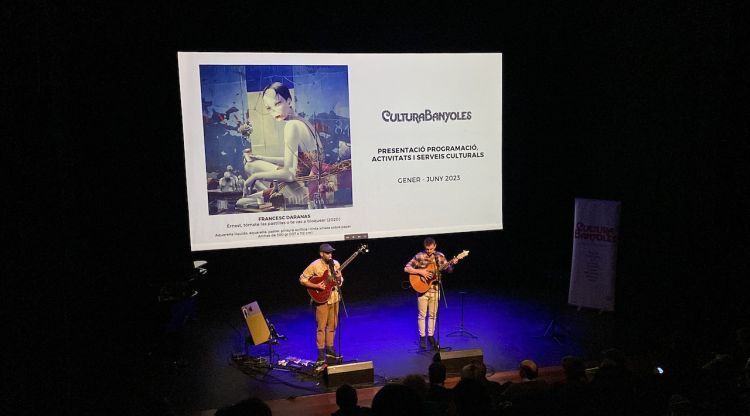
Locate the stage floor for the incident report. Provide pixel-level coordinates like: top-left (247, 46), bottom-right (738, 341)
top-left (136, 288), bottom-right (618, 415)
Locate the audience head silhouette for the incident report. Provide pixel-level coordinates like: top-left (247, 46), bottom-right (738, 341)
top-left (335, 384), bottom-right (358, 411)
top-left (561, 355), bottom-right (586, 381)
top-left (214, 397), bottom-right (271, 416)
top-left (519, 359), bottom-right (538, 380)
top-left (460, 359), bottom-right (487, 381)
top-left (401, 374), bottom-right (428, 401)
top-left (371, 383), bottom-right (423, 416)
top-left (429, 361), bottom-right (447, 385)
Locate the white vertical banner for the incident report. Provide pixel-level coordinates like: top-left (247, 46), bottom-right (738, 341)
top-left (568, 198), bottom-right (621, 311)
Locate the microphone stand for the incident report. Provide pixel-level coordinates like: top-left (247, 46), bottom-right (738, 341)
top-left (330, 261), bottom-right (345, 364)
top-left (336, 286), bottom-right (346, 364)
top-left (433, 256), bottom-right (450, 352)
top-left (265, 318), bottom-right (287, 369)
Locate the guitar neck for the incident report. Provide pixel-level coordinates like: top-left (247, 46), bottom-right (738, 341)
top-left (339, 252), bottom-right (360, 271)
top-left (443, 251), bottom-right (467, 268)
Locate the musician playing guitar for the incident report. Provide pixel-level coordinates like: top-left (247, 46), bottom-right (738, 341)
top-left (404, 236), bottom-right (460, 351)
top-left (299, 243), bottom-right (343, 363)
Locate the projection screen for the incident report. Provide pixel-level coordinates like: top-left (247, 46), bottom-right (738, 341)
top-left (178, 52), bottom-right (502, 251)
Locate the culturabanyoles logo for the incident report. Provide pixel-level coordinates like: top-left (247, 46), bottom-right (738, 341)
top-left (381, 109), bottom-right (472, 123)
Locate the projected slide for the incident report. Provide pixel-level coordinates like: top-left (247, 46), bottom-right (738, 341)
top-left (179, 53), bottom-right (502, 251)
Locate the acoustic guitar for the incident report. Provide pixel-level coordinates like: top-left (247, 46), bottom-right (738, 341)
top-left (409, 250), bottom-right (469, 294)
top-left (307, 243), bottom-right (368, 303)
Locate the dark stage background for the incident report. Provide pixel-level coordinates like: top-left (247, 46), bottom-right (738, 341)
top-left (10, 2), bottom-right (749, 414)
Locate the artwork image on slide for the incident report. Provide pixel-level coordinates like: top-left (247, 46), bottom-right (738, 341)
top-left (200, 64), bottom-right (353, 215)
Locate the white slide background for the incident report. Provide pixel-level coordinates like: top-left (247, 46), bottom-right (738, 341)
top-left (178, 52), bottom-right (502, 251)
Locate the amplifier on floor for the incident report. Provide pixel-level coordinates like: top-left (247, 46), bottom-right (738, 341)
top-left (324, 361), bottom-right (374, 388)
top-left (439, 349), bottom-right (484, 375)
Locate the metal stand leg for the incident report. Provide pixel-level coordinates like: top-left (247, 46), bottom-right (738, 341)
top-left (266, 339), bottom-right (278, 368)
top-left (447, 291), bottom-right (478, 338)
top-left (539, 318), bottom-right (563, 345)
top-left (535, 309), bottom-right (569, 346)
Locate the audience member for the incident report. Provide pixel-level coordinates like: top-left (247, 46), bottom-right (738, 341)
top-left (500, 359), bottom-right (550, 415)
top-left (552, 355), bottom-right (593, 416)
top-left (427, 361), bottom-right (453, 403)
top-left (460, 360), bottom-right (506, 411)
top-left (401, 374), bottom-right (428, 402)
top-left (659, 328), bottom-right (704, 395)
top-left (589, 348), bottom-right (637, 416)
top-left (332, 384), bottom-right (371, 416)
top-left (214, 397), bottom-right (272, 416)
top-left (699, 351), bottom-right (741, 415)
top-left (452, 378), bottom-right (492, 415)
top-left (371, 383), bottom-right (423, 416)
top-left (211, 331), bottom-right (750, 416)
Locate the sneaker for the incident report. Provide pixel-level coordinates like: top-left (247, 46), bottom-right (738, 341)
top-left (419, 336), bottom-right (427, 350)
top-left (428, 336), bottom-right (439, 350)
top-left (316, 349), bottom-right (325, 363)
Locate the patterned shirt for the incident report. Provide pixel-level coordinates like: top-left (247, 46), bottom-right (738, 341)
top-left (300, 259), bottom-right (342, 304)
top-left (406, 250), bottom-right (453, 292)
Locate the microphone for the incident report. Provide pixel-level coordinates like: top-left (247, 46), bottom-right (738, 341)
top-left (267, 319), bottom-right (287, 340)
top-left (327, 259), bottom-right (340, 287)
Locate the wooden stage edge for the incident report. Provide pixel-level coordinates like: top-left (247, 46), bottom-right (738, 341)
top-left (194, 365), bottom-right (567, 416)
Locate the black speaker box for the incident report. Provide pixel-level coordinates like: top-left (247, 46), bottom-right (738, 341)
top-left (439, 348), bottom-right (483, 375)
top-left (324, 361), bottom-right (374, 388)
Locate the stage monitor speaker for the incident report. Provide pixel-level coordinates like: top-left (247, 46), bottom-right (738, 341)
top-left (439, 348), bottom-right (484, 375)
top-left (241, 301), bottom-right (270, 345)
top-left (324, 361), bottom-right (374, 388)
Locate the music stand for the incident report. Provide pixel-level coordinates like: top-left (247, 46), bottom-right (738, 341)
top-left (447, 291), bottom-right (478, 339)
top-left (241, 301), bottom-right (286, 368)
top-left (533, 271), bottom-right (570, 345)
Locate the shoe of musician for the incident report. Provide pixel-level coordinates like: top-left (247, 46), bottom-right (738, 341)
top-left (428, 336), bottom-right (439, 350)
top-left (316, 349), bottom-right (325, 363)
top-left (325, 347), bottom-right (342, 360)
top-left (419, 336), bottom-right (427, 350)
